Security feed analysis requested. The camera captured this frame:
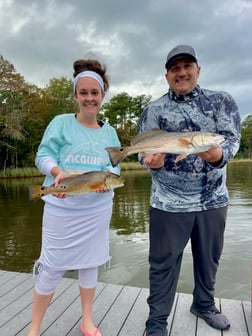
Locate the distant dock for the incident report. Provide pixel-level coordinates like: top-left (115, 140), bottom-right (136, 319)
top-left (0, 270), bottom-right (251, 335)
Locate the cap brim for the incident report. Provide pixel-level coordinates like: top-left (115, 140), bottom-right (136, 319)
top-left (165, 54), bottom-right (197, 70)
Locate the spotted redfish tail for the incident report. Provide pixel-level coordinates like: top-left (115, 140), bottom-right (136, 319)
top-left (28, 185), bottom-right (45, 203)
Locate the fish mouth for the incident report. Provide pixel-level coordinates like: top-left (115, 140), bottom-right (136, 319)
top-left (214, 135), bottom-right (226, 145)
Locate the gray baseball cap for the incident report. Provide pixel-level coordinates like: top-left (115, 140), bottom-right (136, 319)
top-left (165, 44), bottom-right (197, 70)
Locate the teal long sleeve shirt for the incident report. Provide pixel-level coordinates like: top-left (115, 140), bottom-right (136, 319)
top-left (35, 113), bottom-right (120, 210)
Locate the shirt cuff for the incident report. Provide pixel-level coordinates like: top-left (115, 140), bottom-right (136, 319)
top-left (36, 157), bottom-right (58, 176)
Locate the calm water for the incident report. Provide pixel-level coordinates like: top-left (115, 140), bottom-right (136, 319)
top-left (0, 163), bottom-right (252, 301)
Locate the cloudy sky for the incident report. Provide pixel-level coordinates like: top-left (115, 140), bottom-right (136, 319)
top-left (0, 0), bottom-right (251, 120)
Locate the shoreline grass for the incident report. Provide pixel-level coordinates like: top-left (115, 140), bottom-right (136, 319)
top-left (0, 162), bottom-right (145, 178)
top-left (0, 167), bottom-right (42, 178)
top-left (0, 159), bottom-right (251, 179)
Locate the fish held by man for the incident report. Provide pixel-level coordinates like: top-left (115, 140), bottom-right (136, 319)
top-left (105, 129), bottom-right (225, 167)
top-left (28, 171), bottom-right (124, 203)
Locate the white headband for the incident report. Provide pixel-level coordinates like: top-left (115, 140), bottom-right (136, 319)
top-left (73, 70), bottom-right (105, 93)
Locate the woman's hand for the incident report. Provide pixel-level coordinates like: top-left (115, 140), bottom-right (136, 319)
top-left (96, 186), bottom-right (110, 193)
top-left (52, 170), bottom-right (69, 198)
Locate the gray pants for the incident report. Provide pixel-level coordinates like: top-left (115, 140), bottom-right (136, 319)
top-left (146, 206), bottom-right (227, 330)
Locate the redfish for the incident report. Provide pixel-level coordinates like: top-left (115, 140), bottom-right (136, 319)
top-left (106, 129), bottom-right (225, 167)
top-left (28, 171), bottom-right (124, 202)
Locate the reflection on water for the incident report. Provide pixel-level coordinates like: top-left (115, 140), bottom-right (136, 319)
top-left (0, 163), bottom-right (252, 300)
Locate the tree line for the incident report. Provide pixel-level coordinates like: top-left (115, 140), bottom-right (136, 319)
top-left (0, 54), bottom-right (251, 170)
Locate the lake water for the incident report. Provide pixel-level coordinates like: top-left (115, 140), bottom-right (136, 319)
top-left (0, 162), bottom-right (251, 301)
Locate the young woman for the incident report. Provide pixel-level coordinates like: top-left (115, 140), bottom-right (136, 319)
top-left (28, 59), bottom-right (120, 336)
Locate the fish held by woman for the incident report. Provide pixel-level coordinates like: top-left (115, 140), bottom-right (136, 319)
top-left (105, 129), bottom-right (225, 167)
top-left (28, 171), bottom-right (124, 202)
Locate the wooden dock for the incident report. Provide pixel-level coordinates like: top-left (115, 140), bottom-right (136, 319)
top-left (0, 270), bottom-right (251, 336)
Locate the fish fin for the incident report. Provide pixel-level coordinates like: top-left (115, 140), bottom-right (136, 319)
top-left (28, 185), bottom-right (46, 203)
top-left (131, 129), bottom-right (166, 145)
top-left (105, 147), bottom-right (128, 167)
top-left (174, 153), bottom-right (189, 162)
top-left (177, 138), bottom-right (192, 147)
top-left (89, 183), bottom-right (105, 190)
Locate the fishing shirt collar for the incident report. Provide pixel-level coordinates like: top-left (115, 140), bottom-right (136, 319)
top-left (168, 84), bottom-right (201, 102)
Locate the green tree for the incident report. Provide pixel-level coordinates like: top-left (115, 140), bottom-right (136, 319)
top-left (24, 78), bottom-right (76, 166)
top-left (102, 92), bottom-right (151, 146)
top-left (0, 55), bottom-right (37, 168)
top-left (239, 115), bottom-right (252, 158)
top-left (42, 77), bottom-right (77, 119)
top-left (102, 92), bottom-right (132, 129)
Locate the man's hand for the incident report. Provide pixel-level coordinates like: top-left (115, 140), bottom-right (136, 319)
top-left (197, 146), bottom-right (223, 164)
top-left (141, 153), bottom-right (166, 169)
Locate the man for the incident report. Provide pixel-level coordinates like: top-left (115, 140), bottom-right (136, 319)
top-left (138, 45), bottom-right (241, 336)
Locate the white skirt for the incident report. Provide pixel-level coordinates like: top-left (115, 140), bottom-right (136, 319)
top-left (37, 205), bottom-right (112, 270)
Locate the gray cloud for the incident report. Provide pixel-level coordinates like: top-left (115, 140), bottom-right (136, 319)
top-left (0, 0), bottom-right (251, 119)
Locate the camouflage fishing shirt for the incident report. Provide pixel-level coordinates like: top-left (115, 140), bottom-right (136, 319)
top-left (138, 85), bottom-right (241, 212)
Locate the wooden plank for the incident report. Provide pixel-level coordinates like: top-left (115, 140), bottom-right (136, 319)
top-left (166, 293), bottom-right (178, 335)
top-left (0, 270), bottom-right (19, 286)
top-left (0, 286), bottom-right (34, 328)
top-left (0, 273), bottom-right (34, 310)
top-left (41, 282), bottom-right (107, 336)
top-left (221, 298), bottom-right (249, 336)
top-left (169, 293), bottom-right (196, 336)
top-left (98, 285), bottom-right (141, 336)
top-left (118, 287), bottom-right (149, 336)
top-left (0, 272), bottom-right (30, 297)
top-left (242, 301), bottom-right (252, 335)
top-left (0, 271), bottom-right (250, 336)
top-left (4, 277), bottom-right (76, 336)
top-left (40, 281), bottom-right (81, 335)
top-left (66, 282), bottom-right (124, 336)
top-left (92, 283), bottom-right (124, 329)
